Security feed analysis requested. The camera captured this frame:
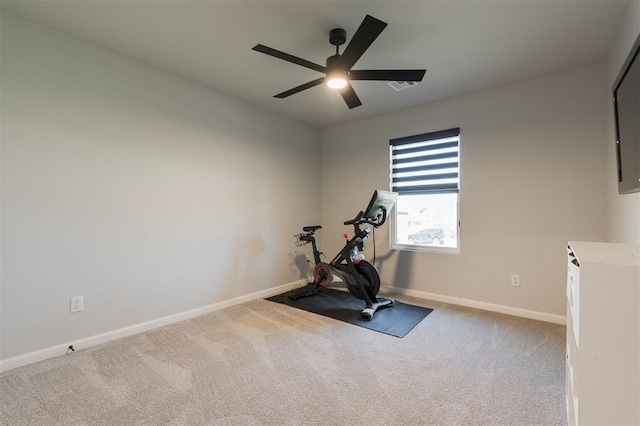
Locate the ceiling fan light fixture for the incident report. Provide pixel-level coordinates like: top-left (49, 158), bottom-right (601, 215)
top-left (327, 75), bottom-right (348, 89)
top-left (325, 53), bottom-right (347, 89)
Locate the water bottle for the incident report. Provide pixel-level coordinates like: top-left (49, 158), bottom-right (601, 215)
top-left (350, 246), bottom-right (365, 264)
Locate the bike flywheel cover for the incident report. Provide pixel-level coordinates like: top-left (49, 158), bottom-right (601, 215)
top-left (313, 262), bottom-right (333, 287)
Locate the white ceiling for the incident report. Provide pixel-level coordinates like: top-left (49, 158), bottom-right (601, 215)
top-left (1, 0), bottom-right (629, 128)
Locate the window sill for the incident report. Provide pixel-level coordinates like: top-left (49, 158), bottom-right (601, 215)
top-left (390, 243), bottom-right (460, 255)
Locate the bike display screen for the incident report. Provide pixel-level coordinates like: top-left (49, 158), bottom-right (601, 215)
top-left (363, 190), bottom-right (397, 220)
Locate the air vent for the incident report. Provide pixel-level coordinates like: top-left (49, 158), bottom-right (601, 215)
top-left (388, 81), bottom-right (419, 91)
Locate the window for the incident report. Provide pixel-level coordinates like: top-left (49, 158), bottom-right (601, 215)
top-left (390, 128), bottom-right (460, 253)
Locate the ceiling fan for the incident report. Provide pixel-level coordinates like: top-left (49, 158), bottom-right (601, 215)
top-left (252, 15), bottom-right (426, 109)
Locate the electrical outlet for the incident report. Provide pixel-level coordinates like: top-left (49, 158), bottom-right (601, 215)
top-left (511, 274), bottom-right (521, 287)
top-left (70, 296), bottom-right (84, 313)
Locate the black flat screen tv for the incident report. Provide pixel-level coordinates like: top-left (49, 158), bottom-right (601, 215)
top-left (613, 32), bottom-right (640, 194)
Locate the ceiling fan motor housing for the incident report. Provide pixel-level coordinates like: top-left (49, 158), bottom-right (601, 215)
top-left (326, 54), bottom-right (345, 71)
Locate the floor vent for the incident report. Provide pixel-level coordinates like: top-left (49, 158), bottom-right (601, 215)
top-left (388, 81), bottom-right (419, 91)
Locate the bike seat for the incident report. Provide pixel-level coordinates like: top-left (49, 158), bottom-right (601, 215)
top-left (303, 225), bottom-right (322, 232)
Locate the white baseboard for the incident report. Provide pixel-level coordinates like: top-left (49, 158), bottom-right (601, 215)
top-left (381, 285), bottom-right (567, 325)
top-left (0, 280), bottom-right (304, 373)
top-left (2, 280), bottom-right (565, 373)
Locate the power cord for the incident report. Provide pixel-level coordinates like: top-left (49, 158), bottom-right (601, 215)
top-left (372, 226), bottom-right (376, 266)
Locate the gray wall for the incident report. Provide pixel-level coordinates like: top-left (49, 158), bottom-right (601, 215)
top-left (3, 3), bottom-right (638, 363)
top-left (0, 13), bottom-right (320, 360)
top-left (320, 64), bottom-right (607, 317)
top-left (605, 0), bottom-right (640, 244)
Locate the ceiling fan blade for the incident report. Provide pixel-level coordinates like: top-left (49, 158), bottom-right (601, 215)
top-left (349, 69), bottom-right (426, 82)
top-left (253, 44), bottom-right (326, 73)
top-left (339, 15), bottom-right (387, 70)
top-left (340, 83), bottom-right (362, 109)
top-left (274, 77), bottom-right (326, 98)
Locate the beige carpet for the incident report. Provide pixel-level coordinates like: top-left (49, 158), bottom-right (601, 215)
top-left (0, 294), bottom-right (567, 425)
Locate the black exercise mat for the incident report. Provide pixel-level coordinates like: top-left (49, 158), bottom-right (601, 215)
top-left (266, 287), bottom-right (433, 338)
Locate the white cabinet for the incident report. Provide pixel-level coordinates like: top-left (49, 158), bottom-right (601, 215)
top-left (566, 241), bottom-right (639, 425)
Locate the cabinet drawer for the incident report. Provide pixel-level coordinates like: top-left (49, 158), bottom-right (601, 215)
top-left (567, 245), bottom-right (579, 294)
top-left (567, 270), bottom-right (579, 308)
top-left (566, 331), bottom-right (579, 393)
top-left (566, 361), bottom-right (579, 426)
top-left (567, 259), bottom-right (580, 312)
top-left (567, 247), bottom-right (580, 347)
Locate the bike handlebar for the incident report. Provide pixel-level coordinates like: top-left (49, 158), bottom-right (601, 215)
top-left (343, 207), bottom-right (388, 228)
top-left (343, 211), bottom-right (364, 226)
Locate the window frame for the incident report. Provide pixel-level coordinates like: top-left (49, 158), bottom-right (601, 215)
top-left (389, 128), bottom-right (461, 254)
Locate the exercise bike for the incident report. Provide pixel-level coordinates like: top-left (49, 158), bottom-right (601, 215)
top-left (291, 190), bottom-right (397, 320)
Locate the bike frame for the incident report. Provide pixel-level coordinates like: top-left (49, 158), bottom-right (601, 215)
top-left (299, 211), bottom-right (383, 309)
